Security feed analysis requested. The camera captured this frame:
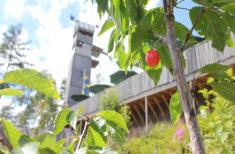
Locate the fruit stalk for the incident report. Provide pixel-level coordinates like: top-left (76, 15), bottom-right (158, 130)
top-left (163, 0), bottom-right (205, 153)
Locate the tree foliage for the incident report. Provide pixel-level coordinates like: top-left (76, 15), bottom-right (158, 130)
top-left (0, 24), bottom-right (31, 71)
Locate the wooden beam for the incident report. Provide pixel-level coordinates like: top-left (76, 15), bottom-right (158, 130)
top-left (153, 96), bottom-right (166, 117)
top-left (148, 101), bottom-right (159, 122)
top-left (145, 97), bottom-right (148, 132)
top-left (160, 94), bottom-right (169, 108)
top-left (133, 104), bottom-right (145, 124)
top-left (130, 109), bottom-right (139, 126)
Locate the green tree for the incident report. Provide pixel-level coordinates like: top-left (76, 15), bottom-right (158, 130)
top-left (94, 0), bottom-right (235, 153)
top-left (100, 88), bottom-right (131, 126)
top-left (0, 24), bottom-right (31, 72)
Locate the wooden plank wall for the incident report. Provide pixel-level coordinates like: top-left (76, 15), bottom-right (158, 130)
top-left (71, 40), bottom-right (235, 115)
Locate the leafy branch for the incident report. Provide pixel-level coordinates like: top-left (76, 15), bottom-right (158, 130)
top-left (181, 7), bottom-right (207, 50)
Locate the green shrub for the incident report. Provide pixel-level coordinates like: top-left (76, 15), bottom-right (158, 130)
top-left (99, 88), bottom-right (131, 126)
top-left (122, 123), bottom-right (190, 154)
top-left (122, 90), bottom-right (235, 154)
top-left (198, 89), bottom-right (235, 153)
top-left (99, 88), bottom-right (119, 111)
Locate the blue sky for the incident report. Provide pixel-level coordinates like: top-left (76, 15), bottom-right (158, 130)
top-left (0, 0), bottom-right (196, 100)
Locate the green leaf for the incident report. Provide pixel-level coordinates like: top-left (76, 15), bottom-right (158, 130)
top-left (0, 88), bottom-right (23, 96)
top-left (190, 7), bottom-right (230, 51)
top-left (139, 8), bottom-right (166, 35)
top-left (129, 27), bottom-right (142, 52)
top-left (200, 63), bottom-right (230, 74)
top-left (175, 22), bottom-right (192, 43)
top-left (71, 94), bottom-right (89, 102)
top-left (12, 142), bottom-right (39, 154)
top-left (110, 71), bottom-right (137, 85)
top-left (87, 126), bottom-right (106, 148)
top-left (221, 12), bottom-right (235, 33)
top-left (54, 109), bottom-right (77, 136)
top-left (169, 92), bottom-right (182, 124)
top-left (97, 110), bottom-right (128, 132)
top-left (146, 68), bottom-right (162, 85)
top-left (107, 29), bottom-right (115, 53)
top-left (98, 18), bottom-right (114, 36)
top-left (89, 84), bottom-right (111, 94)
top-left (114, 43), bottom-right (127, 69)
top-left (1, 119), bottom-right (23, 148)
top-left (221, 3), bottom-right (235, 15)
top-left (3, 69), bottom-right (60, 99)
top-left (210, 81), bottom-right (235, 103)
top-left (152, 41), bottom-right (173, 69)
top-left (96, 0), bottom-right (108, 17)
top-left (193, 0), bottom-right (234, 7)
top-left (39, 134), bottom-right (63, 153)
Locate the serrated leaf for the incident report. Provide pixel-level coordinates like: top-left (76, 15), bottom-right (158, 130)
top-left (200, 63), bottom-right (230, 74)
top-left (210, 81), bottom-right (235, 103)
top-left (87, 126), bottom-right (106, 148)
top-left (169, 92), bottom-right (182, 124)
top-left (0, 88), bottom-right (23, 96)
top-left (190, 7), bottom-right (230, 51)
top-left (97, 110), bottom-right (128, 132)
top-left (1, 120), bottom-right (23, 148)
top-left (54, 109), bottom-right (76, 136)
top-left (98, 18), bottom-right (114, 36)
top-left (3, 69), bottom-right (60, 99)
top-left (221, 12), bottom-right (235, 33)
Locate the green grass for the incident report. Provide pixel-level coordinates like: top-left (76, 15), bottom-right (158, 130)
top-left (121, 123), bottom-right (190, 154)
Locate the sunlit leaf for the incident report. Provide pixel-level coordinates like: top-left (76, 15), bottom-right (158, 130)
top-left (98, 18), bottom-right (114, 36)
top-left (3, 69), bottom-right (60, 99)
top-left (97, 110), bottom-right (128, 132)
top-left (190, 7), bottom-right (230, 51)
top-left (87, 126), bottom-right (106, 148)
top-left (0, 88), bottom-right (23, 96)
top-left (169, 92), bottom-right (182, 124)
top-left (1, 120), bottom-right (23, 148)
top-left (54, 109), bottom-right (77, 136)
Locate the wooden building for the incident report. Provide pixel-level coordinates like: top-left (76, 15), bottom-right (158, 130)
top-left (70, 39), bottom-right (235, 132)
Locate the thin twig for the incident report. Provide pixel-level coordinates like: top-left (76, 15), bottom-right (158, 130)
top-left (181, 8), bottom-right (207, 50)
top-left (175, 6), bottom-right (190, 11)
top-left (75, 120), bottom-right (88, 152)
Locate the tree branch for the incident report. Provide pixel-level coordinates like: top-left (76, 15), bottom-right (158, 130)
top-left (75, 120), bottom-right (88, 152)
top-left (175, 6), bottom-right (190, 11)
top-left (181, 7), bottom-right (207, 50)
top-left (154, 32), bottom-right (168, 45)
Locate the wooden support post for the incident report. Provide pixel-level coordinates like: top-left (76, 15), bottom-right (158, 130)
top-left (145, 97), bottom-right (148, 132)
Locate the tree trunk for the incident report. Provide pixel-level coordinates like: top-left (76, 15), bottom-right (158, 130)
top-left (163, 0), bottom-right (205, 153)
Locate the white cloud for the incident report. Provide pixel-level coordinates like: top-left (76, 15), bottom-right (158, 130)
top-left (3, 0), bottom-right (26, 20)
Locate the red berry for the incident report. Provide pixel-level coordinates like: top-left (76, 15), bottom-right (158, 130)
top-left (145, 49), bottom-right (160, 68)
